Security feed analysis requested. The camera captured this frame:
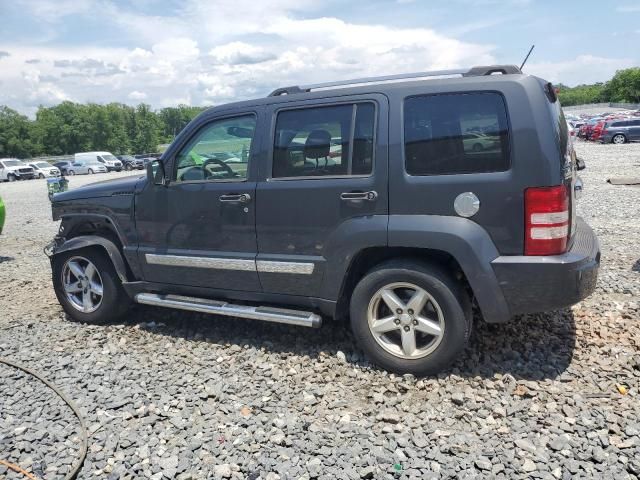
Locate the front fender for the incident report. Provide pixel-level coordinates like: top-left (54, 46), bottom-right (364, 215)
top-left (388, 215), bottom-right (511, 323)
top-left (47, 235), bottom-right (129, 283)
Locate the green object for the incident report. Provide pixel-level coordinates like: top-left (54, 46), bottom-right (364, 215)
top-left (0, 194), bottom-right (5, 235)
top-left (393, 463), bottom-right (403, 471)
top-left (47, 177), bottom-right (69, 201)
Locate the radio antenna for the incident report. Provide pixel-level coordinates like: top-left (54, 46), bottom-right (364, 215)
top-left (520, 44), bottom-right (535, 70)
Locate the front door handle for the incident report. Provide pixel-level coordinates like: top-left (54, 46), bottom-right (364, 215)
top-left (219, 193), bottom-right (252, 204)
top-left (340, 191), bottom-right (378, 202)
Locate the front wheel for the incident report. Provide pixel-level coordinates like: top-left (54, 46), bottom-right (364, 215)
top-left (52, 248), bottom-right (131, 324)
top-left (350, 260), bottom-right (471, 376)
top-left (88, 168), bottom-right (94, 174)
top-left (612, 134), bottom-right (626, 144)
top-left (68, 170), bottom-right (75, 176)
top-left (8, 174), bottom-right (16, 182)
top-left (39, 173), bottom-right (45, 179)
top-left (125, 164), bottom-right (132, 171)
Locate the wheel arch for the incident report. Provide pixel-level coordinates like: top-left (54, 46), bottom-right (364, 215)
top-left (336, 215), bottom-right (513, 324)
top-left (50, 234), bottom-right (130, 283)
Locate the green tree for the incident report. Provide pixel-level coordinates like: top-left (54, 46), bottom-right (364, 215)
top-left (0, 106), bottom-right (38, 157)
top-left (606, 68), bottom-right (640, 103)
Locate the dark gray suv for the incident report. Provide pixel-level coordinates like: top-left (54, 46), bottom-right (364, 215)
top-left (46, 65), bottom-right (600, 375)
top-left (600, 118), bottom-right (640, 144)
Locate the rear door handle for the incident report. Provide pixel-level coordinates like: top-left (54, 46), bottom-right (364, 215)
top-left (219, 193), bottom-right (252, 204)
top-left (340, 191), bottom-right (378, 201)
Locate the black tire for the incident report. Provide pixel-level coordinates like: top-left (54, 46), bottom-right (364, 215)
top-left (8, 174), bottom-right (16, 182)
top-left (88, 168), bottom-right (94, 174)
top-left (350, 259), bottom-right (471, 376)
top-left (125, 164), bottom-right (132, 171)
top-left (52, 247), bottom-right (131, 324)
top-left (39, 173), bottom-right (45, 179)
top-left (612, 134), bottom-right (626, 144)
top-left (69, 170), bottom-right (75, 176)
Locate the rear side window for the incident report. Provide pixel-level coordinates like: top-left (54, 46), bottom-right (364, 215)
top-left (273, 103), bottom-right (375, 178)
top-left (404, 92), bottom-right (510, 175)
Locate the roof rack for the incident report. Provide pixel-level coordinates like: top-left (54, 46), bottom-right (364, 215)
top-left (268, 64), bottom-right (522, 97)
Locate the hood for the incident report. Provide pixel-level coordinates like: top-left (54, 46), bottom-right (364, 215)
top-left (53, 174), bottom-right (145, 202)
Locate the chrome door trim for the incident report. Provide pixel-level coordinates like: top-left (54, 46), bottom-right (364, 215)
top-left (145, 254), bottom-right (315, 275)
top-left (256, 260), bottom-right (315, 275)
top-left (145, 254), bottom-right (256, 271)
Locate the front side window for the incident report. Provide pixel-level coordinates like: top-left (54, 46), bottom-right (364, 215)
top-left (174, 115), bottom-right (255, 182)
top-left (273, 103), bottom-right (375, 178)
top-left (404, 92), bottom-right (510, 175)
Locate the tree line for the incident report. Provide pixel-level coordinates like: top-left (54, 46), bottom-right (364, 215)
top-left (557, 67), bottom-right (640, 107)
top-left (0, 102), bottom-right (206, 159)
top-left (1, 67), bottom-right (639, 158)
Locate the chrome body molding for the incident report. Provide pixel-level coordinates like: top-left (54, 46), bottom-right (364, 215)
top-left (145, 253), bottom-right (315, 275)
top-left (145, 254), bottom-right (256, 271)
top-left (256, 260), bottom-right (315, 275)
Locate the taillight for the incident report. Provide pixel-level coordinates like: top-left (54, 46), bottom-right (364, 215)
top-left (524, 185), bottom-right (569, 255)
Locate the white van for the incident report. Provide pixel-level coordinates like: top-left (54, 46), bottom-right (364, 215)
top-left (74, 152), bottom-right (122, 172)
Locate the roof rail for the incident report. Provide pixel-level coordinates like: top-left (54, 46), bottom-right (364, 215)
top-left (268, 64), bottom-right (522, 97)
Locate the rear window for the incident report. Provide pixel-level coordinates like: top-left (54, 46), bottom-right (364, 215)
top-left (404, 92), bottom-right (510, 176)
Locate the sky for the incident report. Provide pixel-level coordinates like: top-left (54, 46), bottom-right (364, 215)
top-left (0, 0), bottom-right (638, 116)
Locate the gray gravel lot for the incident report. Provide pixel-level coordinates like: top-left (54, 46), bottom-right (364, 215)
top-left (0, 143), bottom-right (639, 480)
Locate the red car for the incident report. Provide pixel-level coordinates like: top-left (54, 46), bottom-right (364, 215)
top-left (590, 120), bottom-right (607, 142)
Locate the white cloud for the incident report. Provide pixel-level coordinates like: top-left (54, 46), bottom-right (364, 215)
top-left (526, 55), bottom-right (636, 86)
top-left (128, 90), bottom-right (147, 100)
top-left (1, 0), bottom-right (637, 116)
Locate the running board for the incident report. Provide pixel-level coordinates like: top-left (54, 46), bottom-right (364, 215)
top-left (134, 293), bottom-right (322, 328)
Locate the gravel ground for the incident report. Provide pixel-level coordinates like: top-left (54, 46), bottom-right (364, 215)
top-left (0, 143), bottom-right (639, 480)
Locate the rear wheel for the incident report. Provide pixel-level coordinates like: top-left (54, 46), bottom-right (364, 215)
top-left (52, 248), bottom-right (131, 324)
top-left (350, 260), bottom-right (471, 376)
top-left (612, 134), bottom-right (626, 144)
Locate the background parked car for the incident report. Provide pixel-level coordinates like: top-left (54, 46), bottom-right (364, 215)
top-left (53, 161), bottom-right (74, 175)
top-left (0, 158), bottom-right (35, 181)
top-left (29, 161), bottom-right (61, 179)
top-left (600, 118), bottom-right (640, 144)
top-left (0, 193), bottom-right (4, 234)
top-left (117, 155), bottom-right (145, 170)
top-left (67, 160), bottom-right (107, 175)
top-left (75, 152), bottom-right (122, 172)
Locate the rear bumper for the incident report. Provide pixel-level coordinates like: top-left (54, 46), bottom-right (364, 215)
top-left (491, 217), bottom-right (600, 316)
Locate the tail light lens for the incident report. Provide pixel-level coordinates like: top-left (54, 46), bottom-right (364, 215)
top-left (524, 185), bottom-right (569, 255)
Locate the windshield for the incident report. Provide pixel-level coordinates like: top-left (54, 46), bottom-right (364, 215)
top-left (35, 162), bottom-right (51, 168)
top-left (101, 154), bottom-right (118, 161)
top-left (2, 160), bottom-right (22, 167)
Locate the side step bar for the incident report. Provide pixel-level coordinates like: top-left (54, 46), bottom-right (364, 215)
top-left (134, 293), bottom-right (322, 328)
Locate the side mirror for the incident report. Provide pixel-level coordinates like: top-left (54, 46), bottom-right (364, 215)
top-left (147, 160), bottom-right (168, 186)
top-left (576, 157), bottom-right (586, 171)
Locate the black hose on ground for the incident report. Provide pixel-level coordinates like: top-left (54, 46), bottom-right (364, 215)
top-left (0, 358), bottom-right (88, 480)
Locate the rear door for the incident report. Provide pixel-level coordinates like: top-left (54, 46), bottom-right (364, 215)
top-left (256, 94), bottom-right (388, 299)
top-left (630, 120), bottom-right (640, 140)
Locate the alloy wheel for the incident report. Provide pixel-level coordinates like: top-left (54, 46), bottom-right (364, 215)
top-left (367, 282), bottom-right (445, 359)
top-left (61, 256), bottom-right (104, 313)
top-left (613, 135), bottom-right (625, 144)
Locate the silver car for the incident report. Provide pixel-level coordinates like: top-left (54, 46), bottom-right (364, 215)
top-left (67, 160), bottom-right (108, 175)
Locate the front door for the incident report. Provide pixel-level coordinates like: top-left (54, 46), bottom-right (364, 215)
top-left (256, 95), bottom-right (389, 300)
top-left (136, 112), bottom-right (262, 292)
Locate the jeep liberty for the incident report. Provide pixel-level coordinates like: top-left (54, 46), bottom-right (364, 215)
top-left (47, 65), bottom-right (600, 375)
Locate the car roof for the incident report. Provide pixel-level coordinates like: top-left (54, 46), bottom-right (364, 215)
top-left (198, 67), bottom-right (535, 117)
